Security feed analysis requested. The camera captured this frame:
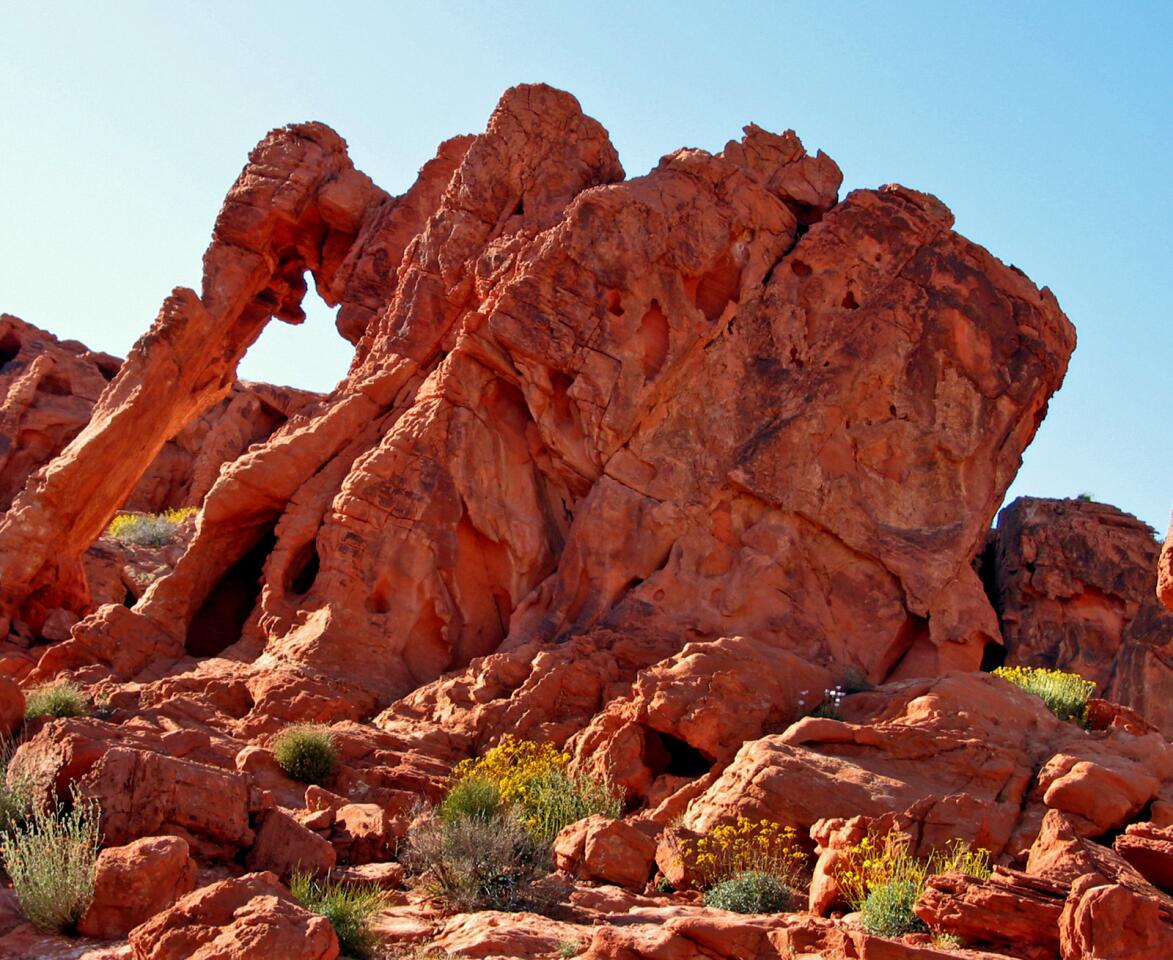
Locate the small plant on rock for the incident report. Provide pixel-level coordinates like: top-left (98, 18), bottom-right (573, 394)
top-left (993, 665), bottom-right (1096, 725)
top-left (290, 871), bottom-right (384, 959)
top-left (557, 939), bottom-right (582, 958)
top-left (24, 682), bottom-right (88, 721)
top-left (703, 869), bottom-right (794, 914)
top-left (272, 724), bottom-right (338, 784)
top-left (811, 685), bottom-right (847, 719)
top-left (0, 791), bottom-right (100, 932)
top-left (437, 777), bottom-right (500, 825)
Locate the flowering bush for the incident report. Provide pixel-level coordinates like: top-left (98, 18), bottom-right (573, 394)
top-left (106, 506), bottom-right (197, 547)
top-left (448, 735), bottom-right (620, 843)
top-left (678, 817), bottom-right (807, 892)
top-left (993, 665), bottom-right (1095, 725)
top-left (835, 832), bottom-right (990, 937)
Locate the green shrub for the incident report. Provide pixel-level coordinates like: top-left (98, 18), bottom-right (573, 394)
top-left (993, 665), bottom-right (1096, 725)
top-left (290, 872), bottom-right (383, 959)
top-left (557, 940), bottom-right (582, 959)
top-left (404, 810), bottom-right (548, 912)
top-left (0, 793), bottom-right (100, 932)
top-left (437, 778), bottom-right (500, 825)
top-left (703, 870), bottom-right (794, 914)
top-left (860, 878), bottom-right (927, 937)
top-left (24, 682), bottom-right (88, 721)
top-left (272, 724), bottom-right (338, 784)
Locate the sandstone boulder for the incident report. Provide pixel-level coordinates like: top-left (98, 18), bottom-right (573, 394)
top-left (128, 871), bottom-right (339, 960)
top-left (246, 808), bottom-right (336, 879)
top-left (1058, 875), bottom-right (1173, 958)
top-left (554, 815), bottom-right (657, 890)
top-left (78, 746), bottom-right (253, 859)
top-left (78, 835), bottom-right (198, 939)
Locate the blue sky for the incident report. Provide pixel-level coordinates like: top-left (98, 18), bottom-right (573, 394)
top-left (1, 1), bottom-right (1170, 532)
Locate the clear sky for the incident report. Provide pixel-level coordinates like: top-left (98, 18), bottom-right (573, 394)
top-left (1, 1), bottom-right (1170, 532)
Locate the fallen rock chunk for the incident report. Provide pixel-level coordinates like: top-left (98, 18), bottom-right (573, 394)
top-left (78, 835), bottom-right (198, 939)
top-left (128, 871), bottom-right (339, 960)
top-left (554, 815), bottom-right (657, 890)
top-left (1115, 822), bottom-right (1173, 893)
top-left (331, 802), bottom-right (401, 864)
top-left (246, 808), bottom-right (336, 879)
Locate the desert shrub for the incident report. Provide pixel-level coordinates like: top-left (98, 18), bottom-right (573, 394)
top-left (290, 871), bottom-right (383, 959)
top-left (404, 809), bottom-right (548, 911)
top-left (703, 869), bottom-right (794, 914)
top-left (860, 878), bottom-right (926, 937)
top-left (557, 940), bottom-right (582, 959)
top-left (24, 682), bottom-right (88, 720)
top-left (993, 665), bottom-right (1095, 725)
top-left (105, 506), bottom-right (197, 547)
top-left (0, 735), bottom-right (31, 834)
top-left (679, 817), bottom-right (807, 892)
top-left (272, 724), bottom-right (338, 784)
top-left (437, 778), bottom-right (501, 824)
top-left (811, 684), bottom-right (847, 719)
top-left (449, 736), bottom-right (620, 843)
top-left (836, 832), bottom-right (990, 938)
top-left (0, 792), bottom-right (100, 932)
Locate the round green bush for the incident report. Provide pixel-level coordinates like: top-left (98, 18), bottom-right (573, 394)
top-left (24, 683), bottom-right (88, 721)
top-left (438, 777), bottom-right (501, 824)
top-left (859, 879), bottom-right (928, 937)
top-left (702, 870), bottom-right (794, 914)
top-left (272, 724), bottom-right (338, 784)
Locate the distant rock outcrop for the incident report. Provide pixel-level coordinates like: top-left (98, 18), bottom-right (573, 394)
top-left (985, 496), bottom-right (1173, 735)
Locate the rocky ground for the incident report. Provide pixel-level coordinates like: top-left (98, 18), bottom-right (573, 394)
top-left (0, 83), bottom-right (1169, 958)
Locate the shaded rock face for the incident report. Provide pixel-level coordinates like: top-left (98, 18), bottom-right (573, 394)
top-left (985, 496), bottom-right (1173, 735)
top-left (1, 84), bottom-right (1074, 732)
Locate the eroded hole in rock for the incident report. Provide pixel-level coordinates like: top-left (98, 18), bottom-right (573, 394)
top-left (36, 372), bottom-right (72, 396)
top-left (790, 259), bottom-right (812, 277)
top-left (237, 271), bottom-right (353, 393)
top-left (642, 728), bottom-right (713, 779)
top-left (639, 302), bottom-right (669, 379)
top-left (122, 589), bottom-right (136, 609)
top-left (95, 357), bottom-right (120, 381)
top-left (0, 331), bottom-right (22, 369)
top-left (606, 290), bottom-right (625, 316)
top-left (185, 527), bottom-right (277, 657)
top-left (980, 639), bottom-right (1007, 672)
top-left (694, 254), bottom-right (742, 324)
top-left (285, 540), bottom-right (320, 596)
top-left (841, 290), bottom-right (860, 310)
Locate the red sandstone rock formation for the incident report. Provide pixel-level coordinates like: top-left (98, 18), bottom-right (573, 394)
top-left (986, 496), bottom-right (1173, 735)
top-left (8, 83), bottom-right (1167, 960)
